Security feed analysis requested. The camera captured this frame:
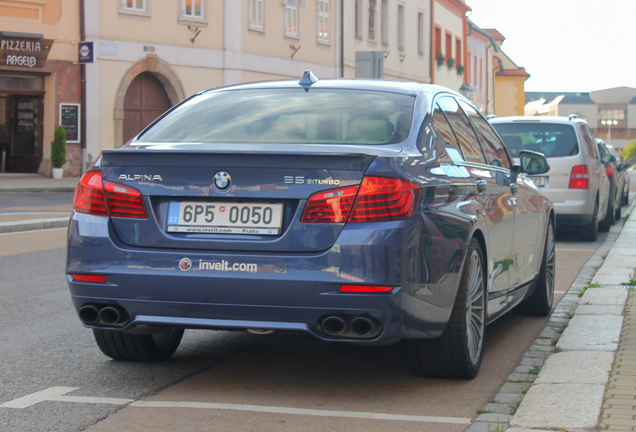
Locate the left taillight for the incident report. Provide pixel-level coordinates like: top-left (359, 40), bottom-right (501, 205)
top-left (301, 176), bottom-right (419, 224)
top-left (74, 171), bottom-right (147, 219)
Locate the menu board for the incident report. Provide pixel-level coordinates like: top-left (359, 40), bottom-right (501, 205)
top-left (59, 103), bottom-right (80, 143)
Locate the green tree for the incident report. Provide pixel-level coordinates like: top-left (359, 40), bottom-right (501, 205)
top-left (622, 139), bottom-right (636, 163)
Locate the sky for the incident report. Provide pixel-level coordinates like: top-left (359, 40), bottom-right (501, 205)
top-left (465, 0), bottom-right (636, 93)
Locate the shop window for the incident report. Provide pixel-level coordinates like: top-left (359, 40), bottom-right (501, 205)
top-left (119, 0), bottom-right (150, 19)
top-left (317, 0), bottom-right (329, 43)
top-left (285, 5), bottom-right (298, 38)
top-left (249, 0), bottom-right (264, 31)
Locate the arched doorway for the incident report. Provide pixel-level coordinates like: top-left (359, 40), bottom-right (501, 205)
top-left (113, 55), bottom-right (185, 148)
top-left (123, 72), bottom-right (171, 144)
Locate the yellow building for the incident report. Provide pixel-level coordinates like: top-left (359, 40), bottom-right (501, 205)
top-left (484, 29), bottom-right (529, 117)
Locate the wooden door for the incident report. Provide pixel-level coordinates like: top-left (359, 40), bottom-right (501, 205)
top-left (123, 72), bottom-right (171, 144)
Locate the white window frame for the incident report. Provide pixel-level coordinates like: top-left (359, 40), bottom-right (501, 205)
top-left (285, 5), bottom-right (299, 38)
top-left (179, 0), bottom-right (207, 25)
top-left (119, 0), bottom-right (151, 19)
top-left (317, 0), bottom-right (329, 44)
top-left (249, 0), bottom-right (264, 32)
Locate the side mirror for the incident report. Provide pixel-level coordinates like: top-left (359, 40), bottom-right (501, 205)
top-left (602, 153), bottom-right (617, 164)
top-left (517, 150), bottom-right (550, 175)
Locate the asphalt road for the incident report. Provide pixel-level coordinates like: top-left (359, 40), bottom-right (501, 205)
top-left (0, 188), bottom-right (621, 432)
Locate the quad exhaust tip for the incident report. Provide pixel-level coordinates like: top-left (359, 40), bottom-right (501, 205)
top-left (320, 315), bottom-right (380, 338)
top-left (79, 304), bottom-right (127, 327)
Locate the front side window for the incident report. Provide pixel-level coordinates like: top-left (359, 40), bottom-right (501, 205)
top-left (285, 5), bottom-right (298, 37)
top-left (317, 0), bottom-right (329, 43)
top-left (137, 89), bottom-right (415, 145)
top-left (182, 0), bottom-right (203, 19)
top-left (249, 0), bottom-right (264, 30)
top-left (463, 103), bottom-right (511, 168)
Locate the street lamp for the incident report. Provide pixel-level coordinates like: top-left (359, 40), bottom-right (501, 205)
top-left (601, 119), bottom-right (618, 144)
top-left (459, 82), bottom-right (473, 100)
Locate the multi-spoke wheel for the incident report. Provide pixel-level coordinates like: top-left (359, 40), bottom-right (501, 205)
top-left (407, 238), bottom-right (486, 379)
top-left (516, 218), bottom-right (555, 316)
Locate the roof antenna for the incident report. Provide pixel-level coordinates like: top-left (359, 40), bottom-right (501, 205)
top-left (299, 70), bottom-right (318, 91)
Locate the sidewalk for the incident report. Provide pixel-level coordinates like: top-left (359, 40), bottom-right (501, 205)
top-left (469, 203), bottom-right (636, 432)
top-left (1, 174), bottom-right (635, 431)
top-left (0, 173), bottom-right (79, 233)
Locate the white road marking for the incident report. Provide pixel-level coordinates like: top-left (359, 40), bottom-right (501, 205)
top-left (0, 387), bottom-right (472, 424)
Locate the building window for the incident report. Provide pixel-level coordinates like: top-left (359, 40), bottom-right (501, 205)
top-left (455, 37), bottom-right (461, 65)
top-left (397, 4), bottom-right (404, 52)
top-left (445, 31), bottom-right (452, 61)
top-left (600, 109), bottom-right (626, 121)
top-left (182, 0), bottom-right (202, 18)
top-left (249, 0), bottom-right (264, 31)
top-left (119, 0), bottom-right (150, 18)
top-left (355, 0), bottom-right (363, 40)
top-left (317, 0), bottom-right (329, 43)
top-left (285, 5), bottom-right (298, 38)
top-left (381, 0), bottom-right (388, 47)
top-left (434, 26), bottom-right (442, 57)
top-left (122, 0), bottom-right (145, 12)
top-left (368, 0), bottom-right (377, 42)
top-left (417, 12), bottom-right (424, 56)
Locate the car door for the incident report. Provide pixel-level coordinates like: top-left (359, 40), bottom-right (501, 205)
top-left (437, 96), bottom-right (514, 294)
top-left (463, 103), bottom-right (543, 288)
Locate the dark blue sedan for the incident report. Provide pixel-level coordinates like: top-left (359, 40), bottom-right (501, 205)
top-left (67, 72), bottom-right (555, 379)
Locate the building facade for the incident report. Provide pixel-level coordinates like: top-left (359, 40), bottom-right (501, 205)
top-left (431, 0), bottom-right (469, 92)
top-left (466, 20), bottom-right (495, 115)
top-left (0, 0), bottom-right (81, 176)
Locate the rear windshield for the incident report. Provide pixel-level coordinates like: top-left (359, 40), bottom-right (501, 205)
top-left (137, 88), bottom-right (416, 145)
top-left (491, 122), bottom-right (579, 158)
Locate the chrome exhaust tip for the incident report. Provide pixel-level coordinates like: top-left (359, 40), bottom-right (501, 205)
top-left (321, 316), bottom-right (347, 336)
top-left (98, 306), bottom-right (123, 326)
top-left (350, 316), bottom-right (375, 337)
top-left (79, 305), bottom-right (100, 325)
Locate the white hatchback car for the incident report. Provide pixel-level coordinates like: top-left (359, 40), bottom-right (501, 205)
top-left (490, 115), bottom-right (610, 241)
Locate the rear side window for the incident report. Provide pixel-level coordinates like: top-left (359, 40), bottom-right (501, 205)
top-left (464, 106), bottom-right (511, 168)
top-left (437, 96), bottom-right (486, 164)
top-left (432, 105), bottom-right (464, 163)
top-left (491, 122), bottom-right (579, 158)
top-left (580, 125), bottom-right (599, 159)
top-left (138, 89), bottom-right (416, 145)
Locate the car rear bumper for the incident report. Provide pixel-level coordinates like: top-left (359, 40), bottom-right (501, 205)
top-left (66, 212), bottom-right (463, 342)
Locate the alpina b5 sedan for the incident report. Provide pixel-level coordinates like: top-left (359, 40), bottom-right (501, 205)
top-left (67, 72), bottom-right (555, 379)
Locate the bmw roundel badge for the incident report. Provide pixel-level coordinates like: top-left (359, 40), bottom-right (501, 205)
top-left (213, 171), bottom-right (232, 191)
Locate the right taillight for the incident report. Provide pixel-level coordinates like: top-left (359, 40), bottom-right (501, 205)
top-left (569, 165), bottom-right (589, 189)
top-left (301, 176), bottom-right (419, 224)
top-left (73, 171), bottom-right (147, 218)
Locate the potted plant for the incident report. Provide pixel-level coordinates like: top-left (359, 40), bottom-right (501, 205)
top-left (456, 64), bottom-right (465, 75)
top-left (435, 52), bottom-right (445, 68)
top-left (51, 125), bottom-right (66, 179)
top-left (446, 57), bottom-right (455, 70)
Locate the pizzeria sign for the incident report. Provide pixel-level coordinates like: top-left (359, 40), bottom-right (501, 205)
top-left (0, 35), bottom-right (53, 68)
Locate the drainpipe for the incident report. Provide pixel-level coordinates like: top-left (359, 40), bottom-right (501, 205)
top-left (80, 0), bottom-right (87, 174)
top-left (340, 0), bottom-right (344, 77)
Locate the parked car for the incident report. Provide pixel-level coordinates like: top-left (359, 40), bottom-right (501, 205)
top-left (596, 139), bottom-right (625, 226)
top-left (490, 115), bottom-right (609, 241)
top-left (605, 142), bottom-right (630, 206)
top-left (67, 73), bottom-right (554, 379)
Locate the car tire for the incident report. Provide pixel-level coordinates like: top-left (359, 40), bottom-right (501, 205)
top-left (615, 199), bottom-right (622, 221)
top-left (599, 194), bottom-right (615, 232)
top-left (623, 185), bottom-right (630, 206)
top-left (515, 218), bottom-right (555, 316)
top-left (93, 328), bottom-right (184, 362)
top-left (581, 200), bottom-right (599, 242)
top-left (406, 238), bottom-right (485, 379)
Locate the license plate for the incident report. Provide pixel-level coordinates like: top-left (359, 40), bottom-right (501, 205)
top-left (167, 202), bottom-right (283, 235)
top-left (530, 176), bottom-right (546, 187)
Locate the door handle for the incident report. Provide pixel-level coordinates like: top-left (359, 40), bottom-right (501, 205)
top-left (476, 179), bottom-right (487, 193)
